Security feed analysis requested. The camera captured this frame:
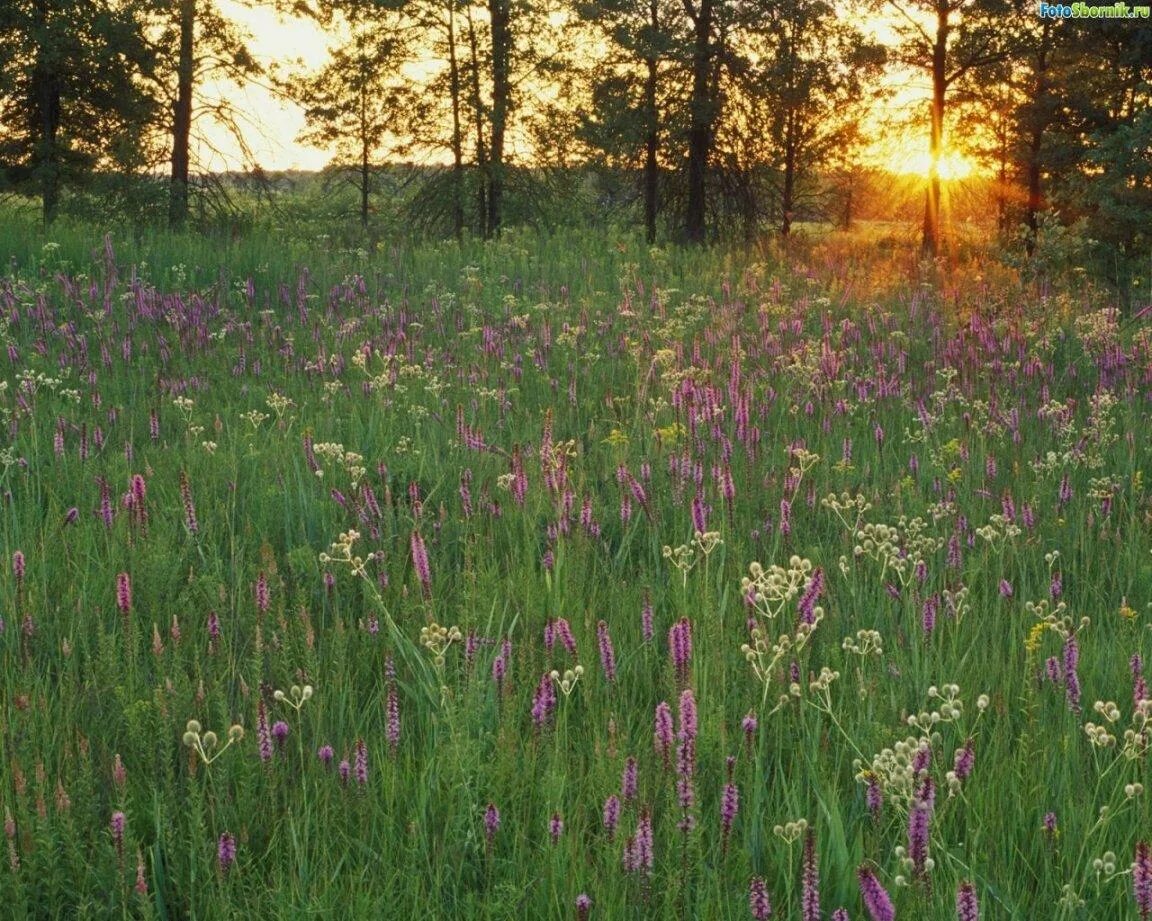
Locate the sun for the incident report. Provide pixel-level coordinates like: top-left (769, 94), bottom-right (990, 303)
top-left (887, 149), bottom-right (976, 180)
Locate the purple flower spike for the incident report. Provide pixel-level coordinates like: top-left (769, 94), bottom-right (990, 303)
top-left (802, 830), bottom-right (821, 921)
top-left (483, 803), bottom-right (501, 850)
top-left (271, 721), bottom-right (289, 746)
top-left (257, 700), bottom-right (272, 763)
top-left (857, 866), bottom-right (895, 921)
top-left (217, 832), bottom-right (236, 875)
top-left (749, 876), bottom-right (772, 919)
top-left (956, 880), bottom-right (979, 921)
top-left (720, 781), bottom-right (739, 851)
top-left (575, 893), bottom-right (592, 920)
top-left (110, 811), bottom-right (126, 859)
top-left (654, 701), bottom-right (674, 765)
top-left (354, 738), bottom-right (368, 786)
top-left (621, 757), bottom-right (638, 802)
top-left (831, 911), bottom-right (850, 921)
top-left (602, 794), bottom-right (620, 840)
top-left (1134, 842), bottom-right (1152, 920)
top-left (597, 620), bottom-right (617, 683)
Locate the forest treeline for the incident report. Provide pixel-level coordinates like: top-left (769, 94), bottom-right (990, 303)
top-left (0, 1), bottom-right (1148, 264)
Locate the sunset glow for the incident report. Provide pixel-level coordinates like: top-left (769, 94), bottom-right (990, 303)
top-left (885, 148), bottom-right (977, 181)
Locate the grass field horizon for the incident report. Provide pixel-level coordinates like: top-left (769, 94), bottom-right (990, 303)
top-left (1, 219), bottom-right (1151, 919)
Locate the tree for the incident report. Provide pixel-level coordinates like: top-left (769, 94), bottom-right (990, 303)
top-left (728, 0), bottom-right (884, 236)
top-left (576, 0), bottom-right (681, 243)
top-left (141, 0), bottom-right (261, 229)
top-left (682, 0), bottom-right (718, 243)
top-left (882, 0), bottom-right (1012, 254)
top-left (0, 0), bottom-right (157, 223)
top-left (286, 10), bottom-right (412, 228)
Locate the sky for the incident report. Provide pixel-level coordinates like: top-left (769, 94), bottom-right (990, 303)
top-left (201, 1), bottom-right (973, 178)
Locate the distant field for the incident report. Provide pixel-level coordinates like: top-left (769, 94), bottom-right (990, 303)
top-left (0, 223), bottom-right (1150, 919)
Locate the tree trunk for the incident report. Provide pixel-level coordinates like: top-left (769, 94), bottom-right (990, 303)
top-left (466, 9), bottom-right (488, 236)
top-left (1024, 25), bottom-right (1052, 256)
top-left (643, 56), bottom-right (659, 245)
top-left (448, 2), bottom-right (465, 239)
top-left (487, 0), bottom-right (511, 238)
top-left (170, 0), bottom-right (195, 230)
top-left (922, 1), bottom-right (947, 256)
top-left (684, 0), bottom-right (714, 244)
top-left (32, 0), bottom-right (62, 225)
top-left (780, 111), bottom-right (796, 236)
top-left (642, 0), bottom-right (660, 245)
top-left (361, 121), bottom-right (370, 228)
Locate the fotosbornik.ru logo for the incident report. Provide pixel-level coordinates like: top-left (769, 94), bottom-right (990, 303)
top-left (1038, 1), bottom-right (1150, 16)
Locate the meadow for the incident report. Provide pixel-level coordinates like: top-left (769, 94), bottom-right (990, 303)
top-left (1, 216), bottom-right (1151, 920)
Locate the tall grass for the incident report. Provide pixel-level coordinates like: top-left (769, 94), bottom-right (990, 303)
top-left (0, 219), bottom-right (1149, 919)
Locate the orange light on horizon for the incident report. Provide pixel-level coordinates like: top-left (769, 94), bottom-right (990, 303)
top-left (884, 149), bottom-right (977, 181)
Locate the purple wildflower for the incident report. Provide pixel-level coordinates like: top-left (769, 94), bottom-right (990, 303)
top-left (597, 620), bottom-right (617, 682)
top-left (354, 738), bottom-right (368, 786)
top-left (257, 700), bottom-right (272, 763)
top-left (386, 684), bottom-right (400, 754)
top-left (621, 757), bottom-right (638, 802)
top-left (271, 721), bottom-right (289, 747)
top-left (857, 866), bottom-right (895, 921)
top-left (911, 743), bottom-right (931, 776)
top-left (602, 794), bottom-right (620, 840)
top-left (641, 592), bottom-right (654, 643)
top-left (678, 688), bottom-right (697, 742)
top-left (116, 572), bottom-right (132, 617)
top-left (654, 701), bottom-right (674, 765)
top-left (956, 881), bottom-right (979, 921)
top-left (998, 579), bottom-right (1013, 598)
top-left (410, 530), bottom-right (431, 598)
top-left (338, 759), bottom-right (351, 785)
top-left (12, 551), bottom-right (24, 587)
top-left (798, 567), bottom-right (824, 624)
top-left (483, 803), bottom-right (500, 850)
top-left (532, 672), bottom-right (556, 728)
top-left (721, 780), bottom-right (739, 851)
top-left (179, 471), bottom-right (198, 535)
top-left (549, 812), bottom-right (564, 845)
top-left (575, 893), bottom-right (592, 920)
top-left (1134, 841), bottom-right (1152, 920)
top-left (217, 832), bottom-right (236, 875)
top-left (669, 617), bottom-right (692, 682)
top-left (749, 876), bottom-right (772, 919)
top-left (908, 792), bottom-right (932, 877)
top-left (1063, 635), bottom-right (1081, 712)
top-left (317, 744), bottom-right (334, 766)
top-left (691, 493), bottom-right (708, 533)
top-left (633, 809), bottom-right (653, 873)
top-left (742, 712), bottom-right (758, 751)
top-left (953, 738), bottom-right (975, 781)
top-left (493, 638), bottom-right (510, 692)
top-left (802, 830), bottom-right (821, 921)
top-left (110, 811), bottom-right (126, 860)
top-left (554, 617), bottom-right (577, 656)
top-left (1134, 653), bottom-right (1149, 706)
